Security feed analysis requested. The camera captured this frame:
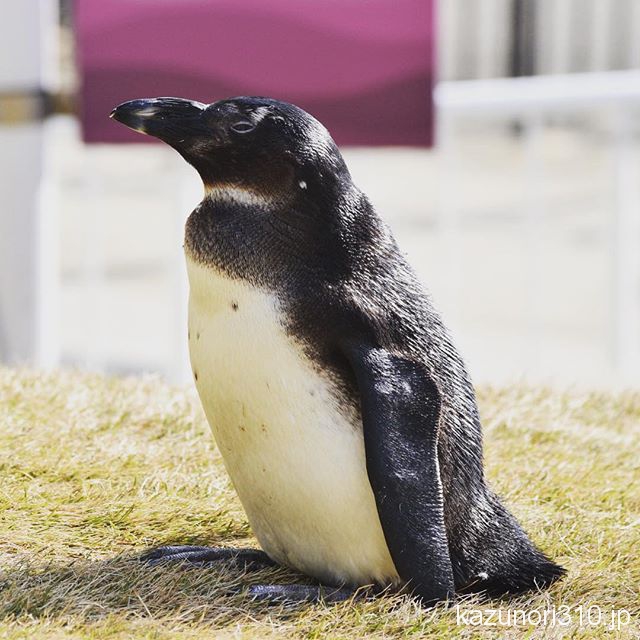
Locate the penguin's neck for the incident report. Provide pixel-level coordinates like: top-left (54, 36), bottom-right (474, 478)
top-left (203, 184), bottom-right (274, 209)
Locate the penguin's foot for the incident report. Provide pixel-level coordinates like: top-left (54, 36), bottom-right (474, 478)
top-left (141, 547), bottom-right (374, 604)
top-left (248, 584), bottom-right (358, 604)
top-left (140, 545), bottom-right (277, 570)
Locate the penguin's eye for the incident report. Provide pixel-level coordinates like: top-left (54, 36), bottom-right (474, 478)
top-left (230, 120), bottom-right (256, 134)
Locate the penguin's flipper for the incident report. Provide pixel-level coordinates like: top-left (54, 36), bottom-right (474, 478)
top-left (344, 344), bottom-right (455, 605)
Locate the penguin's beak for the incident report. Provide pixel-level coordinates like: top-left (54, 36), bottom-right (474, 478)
top-left (110, 97), bottom-right (208, 144)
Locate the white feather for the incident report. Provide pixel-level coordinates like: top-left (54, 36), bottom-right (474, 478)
top-left (251, 106), bottom-right (271, 123)
top-left (204, 185), bottom-right (269, 208)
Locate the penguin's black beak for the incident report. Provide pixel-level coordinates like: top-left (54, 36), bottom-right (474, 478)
top-left (110, 97), bottom-right (208, 145)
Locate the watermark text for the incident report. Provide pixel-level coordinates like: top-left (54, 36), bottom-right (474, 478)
top-left (456, 604), bottom-right (632, 631)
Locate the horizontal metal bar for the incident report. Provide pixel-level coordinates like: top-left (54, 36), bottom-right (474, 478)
top-left (435, 69), bottom-right (640, 115)
top-left (0, 90), bottom-right (75, 124)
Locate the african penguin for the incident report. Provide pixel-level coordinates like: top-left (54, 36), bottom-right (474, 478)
top-left (111, 96), bottom-right (564, 604)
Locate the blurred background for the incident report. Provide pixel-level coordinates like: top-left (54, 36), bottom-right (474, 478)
top-left (1, 0), bottom-right (639, 388)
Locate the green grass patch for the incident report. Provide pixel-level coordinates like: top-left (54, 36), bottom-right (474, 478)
top-left (0, 369), bottom-right (638, 638)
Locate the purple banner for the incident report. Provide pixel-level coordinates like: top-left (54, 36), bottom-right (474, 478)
top-left (76, 0), bottom-right (434, 146)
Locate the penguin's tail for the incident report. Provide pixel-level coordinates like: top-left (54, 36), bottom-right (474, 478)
top-left (454, 491), bottom-right (565, 597)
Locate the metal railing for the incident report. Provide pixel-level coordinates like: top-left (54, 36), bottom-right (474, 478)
top-left (439, 0), bottom-right (640, 81)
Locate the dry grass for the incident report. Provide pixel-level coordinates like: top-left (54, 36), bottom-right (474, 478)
top-left (0, 368), bottom-right (638, 639)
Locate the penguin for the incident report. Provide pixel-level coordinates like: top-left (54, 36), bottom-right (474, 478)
top-left (110, 96), bottom-right (564, 605)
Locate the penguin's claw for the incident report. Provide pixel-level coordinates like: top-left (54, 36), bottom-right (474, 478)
top-left (248, 584), bottom-right (357, 604)
top-left (140, 545), bottom-right (277, 570)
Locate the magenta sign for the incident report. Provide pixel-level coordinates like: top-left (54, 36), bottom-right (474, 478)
top-left (75, 0), bottom-right (434, 146)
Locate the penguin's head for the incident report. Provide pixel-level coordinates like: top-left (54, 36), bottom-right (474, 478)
top-left (110, 96), bottom-right (350, 202)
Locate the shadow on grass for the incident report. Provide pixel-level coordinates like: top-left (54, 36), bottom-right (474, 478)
top-left (0, 552), bottom-right (326, 629)
top-left (0, 554), bottom-right (583, 637)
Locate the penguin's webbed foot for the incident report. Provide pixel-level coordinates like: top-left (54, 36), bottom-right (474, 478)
top-left (140, 545), bottom-right (277, 570)
top-left (248, 583), bottom-right (358, 604)
top-left (141, 546), bottom-right (370, 604)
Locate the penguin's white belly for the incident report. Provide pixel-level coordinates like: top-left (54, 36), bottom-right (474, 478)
top-left (186, 257), bottom-right (399, 586)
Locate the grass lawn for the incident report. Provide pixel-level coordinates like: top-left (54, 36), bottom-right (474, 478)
top-left (0, 368), bottom-right (638, 638)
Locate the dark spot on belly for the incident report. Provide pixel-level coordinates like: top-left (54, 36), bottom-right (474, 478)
top-left (239, 425), bottom-right (246, 432)
top-left (310, 389), bottom-right (315, 396)
top-left (196, 332), bottom-right (200, 340)
top-left (188, 330), bottom-right (191, 340)
top-left (193, 371), bottom-right (198, 381)
top-left (261, 424), bottom-right (267, 433)
top-left (231, 302), bottom-right (239, 311)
